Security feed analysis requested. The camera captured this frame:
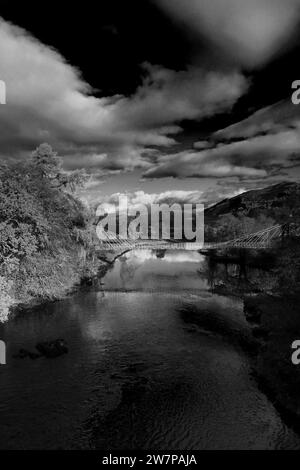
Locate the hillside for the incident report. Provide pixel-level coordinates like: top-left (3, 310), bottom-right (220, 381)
top-left (205, 182), bottom-right (300, 225)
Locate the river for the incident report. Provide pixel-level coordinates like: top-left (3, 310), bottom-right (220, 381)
top-left (0, 250), bottom-right (299, 449)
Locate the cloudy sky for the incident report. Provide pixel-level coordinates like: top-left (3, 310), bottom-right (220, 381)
top-left (1, 0), bottom-right (300, 208)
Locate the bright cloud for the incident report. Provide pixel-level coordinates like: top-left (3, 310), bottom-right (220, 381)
top-left (143, 149), bottom-right (267, 179)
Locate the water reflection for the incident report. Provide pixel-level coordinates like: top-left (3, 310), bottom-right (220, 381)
top-left (103, 250), bottom-right (207, 293)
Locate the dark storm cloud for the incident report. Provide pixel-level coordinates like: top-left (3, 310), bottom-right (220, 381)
top-left (154, 0), bottom-right (300, 68)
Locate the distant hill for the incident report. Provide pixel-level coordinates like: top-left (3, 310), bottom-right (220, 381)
top-left (205, 182), bottom-right (300, 225)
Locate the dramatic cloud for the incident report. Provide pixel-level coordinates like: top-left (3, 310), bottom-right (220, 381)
top-left (214, 100), bottom-right (300, 141)
top-left (210, 100), bottom-right (300, 175)
top-left (116, 64), bottom-right (248, 128)
top-left (0, 18), bottom-right (247, 174)
top-left (144, 130), bottom-right (300, 180)
top-left (143, 98), bottom-right (300, 183)
top-left (0, 19), bottom-right (175, 154)
top-left (154, 0), bottom-right (300, 67)
top-left (2, 12), bottom-right (296, 203)
top-left (143, 149), bottom-right (267, 180)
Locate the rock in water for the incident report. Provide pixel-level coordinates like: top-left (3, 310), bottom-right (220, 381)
top-left (35, 339), bottom-right (68, 358)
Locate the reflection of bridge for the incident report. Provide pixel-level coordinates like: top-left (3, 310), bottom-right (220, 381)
top-left (99, 224), bottom-right (286, 252)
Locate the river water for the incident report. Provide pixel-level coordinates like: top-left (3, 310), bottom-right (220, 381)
top-left (0, 250), bottom-right (299, 449)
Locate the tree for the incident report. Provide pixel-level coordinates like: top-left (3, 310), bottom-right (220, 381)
top-left (30, 143), bottom-right (89, 193)
top-left (0, 144), bottom-right (94, 320)
top-left (31, 143), bottom-right (62, 179)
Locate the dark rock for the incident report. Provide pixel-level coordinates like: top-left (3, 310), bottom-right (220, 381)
top-left (35, 339), bottom-right (68, 358)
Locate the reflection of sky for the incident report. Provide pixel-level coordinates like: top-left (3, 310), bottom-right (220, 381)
top-left (102, 249), bottom-right (208, 293)
top-left (162, 251), bottom-right (203, 263)
top-left (125, 250), bottom-right (204, 264)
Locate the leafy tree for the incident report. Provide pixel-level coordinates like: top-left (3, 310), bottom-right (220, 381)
top-left (30, 143), bottom-right (89, 193)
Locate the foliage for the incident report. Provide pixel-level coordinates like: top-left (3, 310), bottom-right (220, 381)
top-left (0, 276), bottom-right (13, 322)
top-left (206, 212), bottom-right (275, 242)
top-left (274, 239), bottom-right (300, 294)
top-left (0, 144), bottom-right (97, 320)
top-left (30, 143), bottom-right (89, 192)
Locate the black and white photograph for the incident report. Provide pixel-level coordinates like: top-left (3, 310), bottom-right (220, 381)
top-left (1, 0), bottom-right (300, 457)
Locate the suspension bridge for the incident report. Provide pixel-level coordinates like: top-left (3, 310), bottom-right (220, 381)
top-left (98, 224), bottom-right (288, 253)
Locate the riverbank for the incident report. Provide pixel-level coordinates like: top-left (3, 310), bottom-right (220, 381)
top-left (6, 256), bottom-right (109, 321)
